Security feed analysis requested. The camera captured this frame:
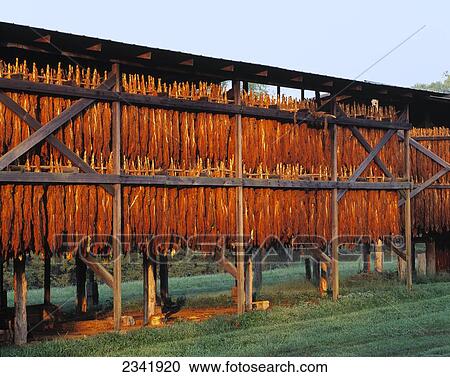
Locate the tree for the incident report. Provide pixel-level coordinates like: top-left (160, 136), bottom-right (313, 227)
top-left (413, 71), bottom-right (450, 93)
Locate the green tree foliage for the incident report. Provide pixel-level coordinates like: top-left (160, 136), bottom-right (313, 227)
top-left (413, 72), bottom-right (450, 93)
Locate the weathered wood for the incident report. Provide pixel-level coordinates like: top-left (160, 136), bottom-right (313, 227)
top-left (398, 256), bottom-right (406, 281)
top-left (319, 261), bottom-right (328, 297)
top-left (159, 253), bottom-right (169, 304)
top-left (79, 253), bottom-right (114, 288)
top-left (217, 257), bottom-right (237, 279)
top-left (0, 77), bottom-right (116, 171)
top-left (86, 269), bottom-right (96, 313)
top-left (13, 256), bottom-right (27, 345)
top-left (43, 254), bottom-right (51, 305)
top-left (404, 126), bottom-right (413, 291)
top-left (245, 255), bottom-right (253, 311)
top-left (426, 241), bottom-right (436, 277)
top-left (338, 129), bottom-right (395, 201)
top-left (0, 77), bottom-right (412, 130)
top-left (399, 168), bottom-right (449, 206)
top-left (111, 64), bottom-right (122, 331)
top-left (362, 243), bottom-right (371, 273)
top-left (0, 171), bottom-right (412, 190)
top-left (412, 135), bottom-right (450, 141)
top-left (253, 249), bottom-right (263, 297)
top-left (305, 257), bottom-right (312, 281)
top-left (75, 252), bottom-right (87, 314)
top-left (331, 122), bottom-right (339, 301)
top-left (375, 239), bottom-right (383, 273)
top-left (233, 80), bottom-right (245, 315)
top-left (143, 252), bottom-right (156, 326)
top-left (417, 252), bottom-right (426, 277)
top-left (0, 91), bottom-right (114, 195)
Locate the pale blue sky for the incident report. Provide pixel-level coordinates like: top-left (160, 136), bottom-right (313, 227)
top-left (1, 0), bottom-right (449, 88)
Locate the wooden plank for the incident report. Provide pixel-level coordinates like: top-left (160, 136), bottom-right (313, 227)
top-left (399, 168), bottom-right (449, 206)
top-left (398, 132), bottom-right (450, 170)
top-left (0, 77), bottom-right (116, 171)
top-left (0, 91), bottom-right (114, 195)
top-left (44, 254), bottom-right (51, 305)
top-left (0, 171), bottom-right (412, 190)
top-left (412, 136), bottom-right (450, 141)
top-left (234, 80), bottom-right (245, 315)
top-left (0, 77), bottom-right (412, 130)
top-left (13, 256), bottom-right (27, 345)
top-left (404, 124), bottom-right (413, 291)
top-left (111, 64), bottom-right (122, 331)
top-left (79, 253), bottom-right (114, 288)
top-left (338, 129), bottom-right (395, 201)
top-left (331, 122), bottom-right (339, 301)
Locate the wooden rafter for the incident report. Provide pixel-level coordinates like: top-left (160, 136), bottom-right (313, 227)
top-left (0, 90), bottom-right (114, 195)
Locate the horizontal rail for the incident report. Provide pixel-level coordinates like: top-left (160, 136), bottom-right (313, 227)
top-left (0, 78), bottom-right (411, 130)
top-left (0, 171), bottom-right (413, 189)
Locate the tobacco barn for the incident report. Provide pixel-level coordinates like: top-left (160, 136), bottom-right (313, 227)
top-left (0, 21), bottom-right (449, 345)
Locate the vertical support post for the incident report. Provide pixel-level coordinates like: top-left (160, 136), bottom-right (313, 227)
top-left (331, 121), bottom-right (339, 301)
top-left (245, 254), bottom-right (253, 311)
top-left (301, 89), bottom-right (305, 101)
top-left (305, 257), bottom-right (312, 281)
top-left (159, 253), bottom-right (169, 304)
top-left (315, 91), bottom-right (321, 107)
top-left (143, 250), bottom-right (156, 326)
top-left (253, 248), bottom-right (263, 297)
top-left (398, 256), bottom-right (406, 281)
top-left (362, 243), bottom-right (371, 273)
top-left (426, 240), bottom-right (436, 277)
top-left (233, 80), bottom-right (245, 315)
top-left (0, 255), bottom-right (5, 310)
top-left (375, 239), bottom-right (383, 273)
top-left (75, 251), bottom-right (87, 314)
top-left (111, 63), bottom-right (122, 330)
top-left (86, 269), bottom-right (96, 313)
top-left (277, 86), bottom-right (281, 98)
top-left (404, 106), bottom-right (413, 291)
top-left (417, 251), bottom-right (426, 277)
top-left (13, 256), bottom-right (27, 345)
top-left (319, 261), bottom-right (328, 297)
top-left (44, 252), bottom-right (51, 305)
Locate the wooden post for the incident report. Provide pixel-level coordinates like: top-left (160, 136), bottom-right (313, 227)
top-left (75, 251), bottom-right (87, 314)
top-left (404, 108), bottom-right (413, 290)
top-left (253, 248), bottom-right (263, 297)
top-left (44, 253), bottom-right (51, 305)
top-left (305, 257), bottom-right (312, 281)
top-left (398, 256), bottom-right (406, 281)
top-left (0, 255), bottom-right (5, 310)
top-left (14, 256), bottom-right (27, 345)
top-left (375, 239), bottom-right (383, 273)
top-left (362, 243), bottom-right (371, 273)
top-left (331, 121), bottom-right (339, 300)
top-left (112, 63), bottom-right (122, 330)
top-left (426, 240), bottom-right (436, 276)
top-left (417, 252), bottom-right (426, 277)
top-left (143, 251), bottom-right (156, 325)
top-left (233, 80), bottom-right (245, 315)
top-left (159, 253), bottom-right (169, 304)
top-left (86, 269), bottom-right (96, 313)
top-left (311, 259), bottom-right (319, 286)
top-left (319, 261), bottom-right (328, 297)
top-left (245, 254), bottom-right (253, 311)
top-left (277, 86), bottom-right (281, 98)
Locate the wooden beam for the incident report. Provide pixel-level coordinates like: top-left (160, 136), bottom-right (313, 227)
top-left (143, 251), bottom-right (156, 326)
top-left (0, 77), bottom-right (116, 171)
top-left (0, 91), bottom-right (114, 195)
top-left (111, 64), bottom-right (122, 331)
top-left (0, 171), bottom-right (412, 190)
top-left (13, 256), bottom-right (27, 345)
top-left (404, 110), bottom-right (413, 291)
top-left (44, 253), bottom-right (51, 305)
top-left (79, 253), bottom-right (114, 288)
top-left (217, 257), bottom-right (237, 279)
top-left (233, 79), bottom-right (245, 315)
top-left (0, 77), bottom-right (412, 130)
top-left (338, 129), bottom-right (395, 201)
top-left (75, 251), bottom-right (87, 314)
top-left (331, 121), bottom-right (339, 301)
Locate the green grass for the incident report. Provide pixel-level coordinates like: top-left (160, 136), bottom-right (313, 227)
top-left (2, 260), bottom-right (450, 357)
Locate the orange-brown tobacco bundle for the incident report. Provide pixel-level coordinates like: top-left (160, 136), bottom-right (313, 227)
top-left (410, 189), bottom-right (450, 236)
top-left (340, 102), bottom-right (397, 122)
top-left (339, 190), bottom-right (400, 241)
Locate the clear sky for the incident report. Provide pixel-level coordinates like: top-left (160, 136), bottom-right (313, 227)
top-left (1, 0), bottom-right (449, 88)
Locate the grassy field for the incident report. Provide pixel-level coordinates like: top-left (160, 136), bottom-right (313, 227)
top-left (1, 259), bottom-right (450, 357)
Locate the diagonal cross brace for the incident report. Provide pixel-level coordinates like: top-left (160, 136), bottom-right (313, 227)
top-left (0, 76), bottom-right (116, 175)
top-left (0, 90), bottom-right (114, 195)
top-left (399, 167), bottom-right (450, 206)
top-left (338, 129), bottom-right (395, 201)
